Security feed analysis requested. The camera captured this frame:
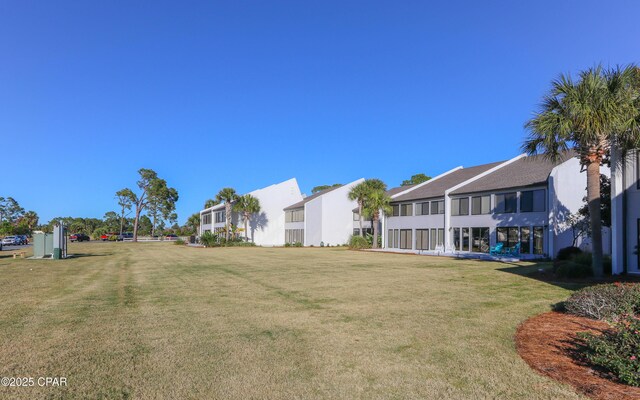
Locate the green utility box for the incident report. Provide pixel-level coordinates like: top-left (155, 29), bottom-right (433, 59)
top-left (33, 233), bottom-right (54, 258)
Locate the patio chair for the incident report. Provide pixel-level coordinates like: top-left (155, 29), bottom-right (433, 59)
top-left (489, 242), bottom-right (504, 255)
top-left (508, 243), bottom-right (521, 256)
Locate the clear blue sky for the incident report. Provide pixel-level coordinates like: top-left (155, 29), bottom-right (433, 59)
top-left (1, 1), bottom-right (639, 224)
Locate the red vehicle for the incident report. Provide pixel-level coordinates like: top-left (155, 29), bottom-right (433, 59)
top-left (70, 233), bottom-right (90, 242)
top-left (100, 233), bottom-right (122, 241)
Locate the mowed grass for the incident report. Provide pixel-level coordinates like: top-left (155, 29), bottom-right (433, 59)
top-left (0, 243), bottom-right (583, 399)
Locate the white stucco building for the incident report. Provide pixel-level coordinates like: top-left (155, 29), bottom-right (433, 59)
top-left (284, 178), bottom-right (365, 246)
top-left (611, 149), bottom-right (640, 275)
top-left (199, 178), bottom-right (303, 246)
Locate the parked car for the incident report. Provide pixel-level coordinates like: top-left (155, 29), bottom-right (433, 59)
top-left (15, 235), bottom-right (28, 245)
top-left (121, 232), bottom-right (133, 240)
top-left (100, 233), bottom-right (123, 241)
top-left (165, 234), bottom-right (178, 240)
top-left (2, 236), bottom-right (19, 246)
top-left (70, 233), bottom-right (90, 242)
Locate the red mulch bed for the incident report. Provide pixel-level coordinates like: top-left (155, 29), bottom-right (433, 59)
top-left (516, 311), bottom-right (640, 399)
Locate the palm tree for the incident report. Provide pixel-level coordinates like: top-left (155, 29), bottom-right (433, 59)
top-left (348, 179), bottom-right (387, 237)
top-left (348, 182), bottom-right (369, 237)
top-left (204, 199), bottom-right (218, 209)
top-left (215, 188), bottom-right (239, 241)
top-left (233, 194), bottom-right (261, 242)
top-left (523, 65), bottom-right (640, 277)
top-left (362, 189), bottom-right (392, 249)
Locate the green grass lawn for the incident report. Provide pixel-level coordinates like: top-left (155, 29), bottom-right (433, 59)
top-left (0, 243), bottom-right (583, 399)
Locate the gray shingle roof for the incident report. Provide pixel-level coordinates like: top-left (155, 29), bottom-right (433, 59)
top-left (284, 185), bottom-right (343, 211)
top-left (451, 152), bottom-right (576, 195)
top-left (392, 161), bottom-right (506, 202)
top-left (352, 185), bottom-right (415, 212)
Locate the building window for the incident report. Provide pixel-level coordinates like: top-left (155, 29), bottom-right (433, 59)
top-left (387, 229), bottom-right (393, 248)
top-left (430, 228), bottom-right (437, 250)
top-left (495, 193), bottom-right (517, 213)
top-left (471, 227), bottom-right (490, 253)
top-left (451, 198), bottom-right (469, 216)
top-left (462, 228), bottom-right (470, 251)
top-left (391, 204), bottom-right (400, 217)
top-left (520, 227), bottom-right (531, 254)
top-left (362, 228), bottom-right (373, 237)
top-left (416, 229), bottom-right (429, 250)
top-left (400, 204), bottom-right (413, 216)
top-left (430, 200), bottom-right (445, 215)
top-left (437, 228), bottom-right (444, 247)
top-left (285, 229), bottom-right (304, 244)
top-left (520, 189), bottom-right (545, 212)
top-left (400, 229), bottom-right (412, 249)
top-left (496, 227), bottom-right (519, 248)
top-left (353, 228), bottom-right (360, 236)
top-left (353, 212), bottom-right (360, 221)
top-left (286, 209), bottom-right (304, 222)
top-left (452, 228), bottom-right (461, 250)
top-left (201, 213), bottom-right (212, 225)
top-left (533, 226), bottom-right (544, 255)
top-left (471, 195), bottom-right (491, 215)
top-left (388, 229), bottom-right (399, 248)
top-left (215, 211), bottom-right (226, 223)
top-left (415, 202), bottom-right (429, 216)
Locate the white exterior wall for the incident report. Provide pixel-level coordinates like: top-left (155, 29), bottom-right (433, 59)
top-left (304, 198), bottom-right (323, 246)
top-left (611, 150), bottom-right (639, 274)
top-left (199, 178), bottom-right (303, 246)
top-left (320, 180), bottom-right (365, 246)
top-left (248, 178), bottom-right (303, 246)
top-left (301, 178), bottom-right (364, 246)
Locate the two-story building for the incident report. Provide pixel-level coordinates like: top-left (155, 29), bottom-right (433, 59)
top-left (351, 185), bottom-right (414, 237)
top-left (383, 152), bottom-right (590, 259)
top-left (199, 178), bottom-right (303, 246)
top-left (611, 149), bottom-right (640, 274)
top-left (284, 178), bottom-right (364, 246)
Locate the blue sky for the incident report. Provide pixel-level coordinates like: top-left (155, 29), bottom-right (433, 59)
top-left (1, 1), bottom-right (639, 224)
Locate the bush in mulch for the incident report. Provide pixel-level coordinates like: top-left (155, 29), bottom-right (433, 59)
top-left (578, 315), bottom-right (640, 386)
top-left (348, 235), bottom-right (370, 250)
top-left (565, 283), bottom-right (640, 322)
top-left (563, 283), bottom-right (640, 387)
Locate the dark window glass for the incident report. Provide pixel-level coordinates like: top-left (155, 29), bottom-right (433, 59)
top-left (400, 204), bottom-right (413, 216)
top-left (452, 228), bottom-right (461, 250)
top-left (495, 193), bottom-right (516, 213)
top-left (520, 189), bottom-right (545, 212)
top-left (400, 229), bottom-right (412, 249)
top-left (496, 227), bottom-right (519, 248)
top-left (462, 228), bottom-right (470, 251)
top-left (472, 227), bottom-right (490, 253)
top-left (520, 227), bottom-right (531, 254)
top-left (392, 205), bottom-right (399, 217)
top-left (533, 226), bottom-right (544, 255)
top-left (430, 228), bottom-right (437, 249)
top-left (416, 229), bottom-right (429, 250)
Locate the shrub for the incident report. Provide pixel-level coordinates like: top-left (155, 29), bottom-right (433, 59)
top-left (579, 315), bottom-right (640, 386)
top-left (555, 261), bottom-right (593, 279)
top-left (199, 231), bottom-right (219, 247)
top-left (565, 283), bottom-right (640, 321)
top-left (174, 239), bottom-right (185, 245)
top-left (557, 246), bottom-right (583, 261)
top-left (349, 235), bottom-right (370, 250)
top-left (293, 242), bottom-right (303, 247)
top-left (284, 242), bottom-right (291, 247)
top-left (225, 241), bottom-right (256, 247)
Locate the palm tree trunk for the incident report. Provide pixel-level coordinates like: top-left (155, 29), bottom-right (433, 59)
top-left (586, 158), bottom-right (604, 277)
top-left (372, 213), bottom-right (379, 249)
top-left (244, 212), bottom-right (249, 242)
top-left (225, 203), bottom-right (231, 241)
top-left (358, 202), bottom-right (364, 237)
